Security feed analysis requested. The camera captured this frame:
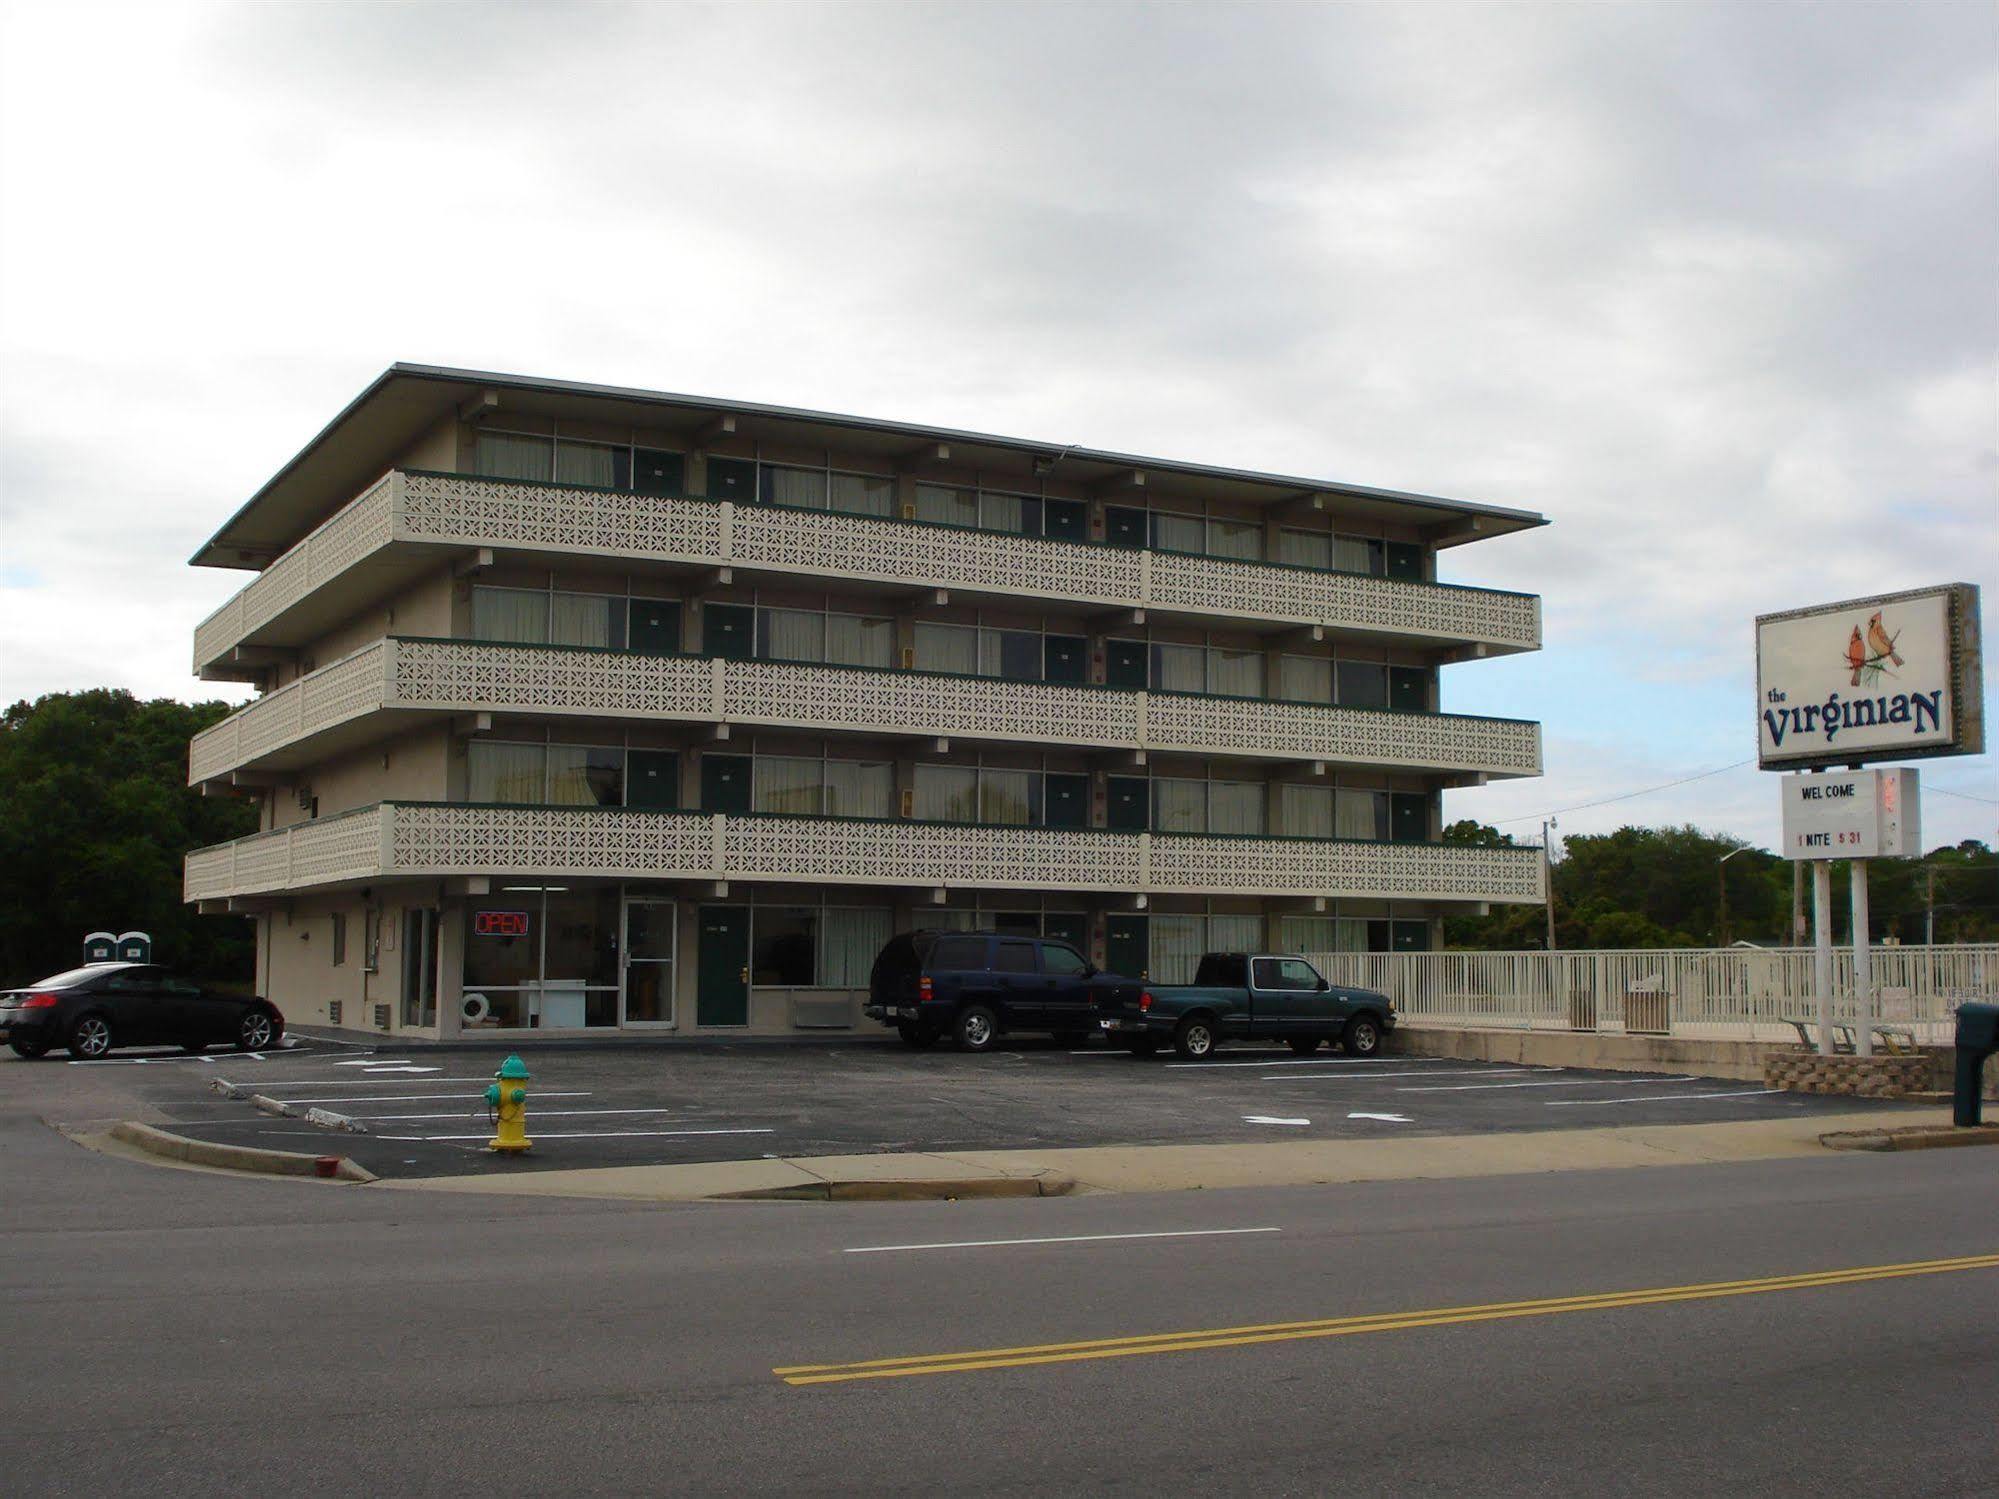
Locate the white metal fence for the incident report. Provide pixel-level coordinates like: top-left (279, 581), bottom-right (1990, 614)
top-left (1309, 945), bottom-right (1998, 1044)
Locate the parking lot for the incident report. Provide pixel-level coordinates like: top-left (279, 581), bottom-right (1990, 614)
top-left (41, 1032), bottom-right (1926, 1179)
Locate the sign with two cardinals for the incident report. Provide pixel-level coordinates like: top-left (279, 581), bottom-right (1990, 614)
top-left (1756, 583), bottom-right (1984, 771)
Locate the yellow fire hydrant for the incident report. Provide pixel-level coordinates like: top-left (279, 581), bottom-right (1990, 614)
top-left (485, 1054), bottom-right (532, 1153)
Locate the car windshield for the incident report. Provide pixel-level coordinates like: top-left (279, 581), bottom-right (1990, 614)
top-left (26, 965), bottom-right (125, 990)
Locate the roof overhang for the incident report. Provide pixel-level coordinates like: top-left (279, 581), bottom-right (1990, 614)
top-left (192, 363), bottom-right (1550, 570)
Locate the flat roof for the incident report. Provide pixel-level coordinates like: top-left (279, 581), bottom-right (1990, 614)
top-left (193, 363), bottom-right (1550, 568)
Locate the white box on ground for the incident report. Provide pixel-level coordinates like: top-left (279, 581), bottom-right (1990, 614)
top-left (1780, 768), bottom-right (1919, 859)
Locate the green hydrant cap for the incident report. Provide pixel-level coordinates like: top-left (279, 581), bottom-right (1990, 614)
top-left (496, 1054), bottom-right (530, 1080)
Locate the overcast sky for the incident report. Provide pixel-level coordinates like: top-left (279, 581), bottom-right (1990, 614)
top-left (1, 0), bottom-right (1993, 853)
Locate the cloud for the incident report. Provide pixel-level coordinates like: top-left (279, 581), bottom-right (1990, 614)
top-left (2, 0), bottom-right (1992, 845)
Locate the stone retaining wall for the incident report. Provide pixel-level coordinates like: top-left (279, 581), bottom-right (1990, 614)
top-left (1763, 1049), bottom-right (1933, 1098)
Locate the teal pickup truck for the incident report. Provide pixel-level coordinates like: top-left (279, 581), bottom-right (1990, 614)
top-left (1096, 952), bottom-right (1396, 1060)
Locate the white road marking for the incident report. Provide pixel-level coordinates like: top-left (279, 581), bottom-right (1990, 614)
top-left (1270, 1068), bottom-right (1547, 1082)
top-left (243, 1090), bottom-right (592, 1105)
top-left (844, 1227), bottom-right (1281, 1255)
top-left (1169, 1056), bottom-right (1452, 1070)
top-left (1348, 1111), bottom-right (1414, 1123)
top-left (236, 1077), bottom-right (510, 1087)
top-left (372, 1127), bottom-right (776, 1141)
top-left (1243, 1115), bottom-right (1311, 1126)
top-left (331, 1061), bottom-right (441, 1074)
top-left (355, 1107), bottom-right (681, 1121)
top-left (1399, 1075), bottom-right (1697, 1093)
top-left (1547, 1089), bottom-right (1786, 1107)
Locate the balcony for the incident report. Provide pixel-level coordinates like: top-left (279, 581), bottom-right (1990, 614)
top-left (184, 803), bottom-right (1548, 905)
top-left (193, 471), bottom-right (1544, 675)
top-left (187, 637), bottom-right (1544, 788)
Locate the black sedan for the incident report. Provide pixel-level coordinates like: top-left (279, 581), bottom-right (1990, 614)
top-left (0, 963), bottom-right (284, 1060)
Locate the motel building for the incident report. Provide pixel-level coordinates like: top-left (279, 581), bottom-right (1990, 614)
top-left (182, 365), bottom-right (1549, 1040)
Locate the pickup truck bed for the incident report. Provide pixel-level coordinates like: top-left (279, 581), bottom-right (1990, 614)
top-left (1097, 952), bottom-right (1395, 1060)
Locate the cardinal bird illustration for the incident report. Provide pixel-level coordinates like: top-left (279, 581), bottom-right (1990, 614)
top-left (1866, 611), bottom-right (1904, 667)
top-left (1847, 627), bottom-right (1866, 685)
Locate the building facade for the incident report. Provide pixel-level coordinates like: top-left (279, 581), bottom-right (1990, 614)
top-left (183, 365), bottom-right (1547, 1038)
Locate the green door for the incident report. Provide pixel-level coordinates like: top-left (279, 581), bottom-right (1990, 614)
top-left (1106, 914), bottom-right (1148, 981)
top-left (1106, 776), bottom-right (1149, 832)
top-left (1044, 498), bottom-right (1087, 541)
top-left (628, 750), bottom-right (680, 809)
top-left (1391, 791), bottom-right (1429, 843)
top-left (700, 753), bottom-right (752, 813)
top-left (1042, 912), bottom-right (1088, 951)
top-left (631, 601), bottom-right (682, 656)
top-left (1105, 640), bottom-right (1148, 689)
top-left (1044, 773), bottom-right (1089, 829)
top-left (704, 603), bottom-right (754, 660)
top-left (1104, 506), bottom-right (1147, 549)
top-left (1389, 665), bottom-right (1431, 714)
top-left (1385, 542), bottom-right (1426, 582)
top-left (696, 906), bottom-right (750, 1026)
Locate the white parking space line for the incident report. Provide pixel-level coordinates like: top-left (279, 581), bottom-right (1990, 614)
top-left (1269, 1068), bottom-right (1549, 1082)
top-left (372, 1127), bottom-right (776, 1141)
top-left (355, 1107), bottom-right (680, 1121)
top-left (235, 1077), bottom-right (506, 1087)
top-left (844, 1227), bottom-right (1281, 1255)
top-left (1396, 1079), bottom-right (1604, 1092)
top-left (1168, 1057), bottom-right (1456, 1070)
top-left (1546, 1089), bottom-right (1787, 1107)
top-left (247, 1090), bottom-right (594, 1105)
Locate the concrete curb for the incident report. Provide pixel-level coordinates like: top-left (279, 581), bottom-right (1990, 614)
top-left (109, 1121), bottom-right (376, 1183)
top-left (1818, 1123), bottom-right (1999, 1153)
top-left (713, 1174), bottom-right (1075, 1202)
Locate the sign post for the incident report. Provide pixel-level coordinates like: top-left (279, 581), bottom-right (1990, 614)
top-left (1758, 584), bottom-right (1981, 1055)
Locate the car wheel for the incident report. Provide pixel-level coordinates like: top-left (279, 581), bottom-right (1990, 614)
top-left (1125, 1038), bottom-right (1160, 1058)
top-left (9, 1037), bottom-right (52, 1060)
top-left (236, 1009), bottom-right (277, 1051)
top-left (1343, 1015), bottom-right (1383, 1057)
top-left (896, 1021), bottom-right (938, 1049)
top-left (67, 1012), bottom-right (114, 1060)
top-left (1173, 1016), bottom-right (1217, 1060)
top-left (955, 1005), bottom-right (999, 1053)
top-left (1288, 1037), bottom-right (1322, 1055)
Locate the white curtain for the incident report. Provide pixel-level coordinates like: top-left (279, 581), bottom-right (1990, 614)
top-left (474, 432), bottom-right (553, 481)
top-left (1277, 529), bottom-right (1332, 569)
top-left (1153, 779), bottom-right (1206, 833)
top-left (1334, 536), bottom-right (1377, 574)
top-left (1337, 788), bottom-right (1386, 840)
top-left (979, 769), bottom-right (1035, 826)
top-left (1208, 648), bottom-right (1264, 698)
top-left (824, 760), bottom-right (892, 818)
top-left (916, 484), bottom-right (977, 527)
top-left (761, 608), bottom-right (825, 663)
top-left (830, 473), bottom-right (894, 516)
top-left (822, 907), bottom-right (893, 988)
top-left (1279, 784), bottom-right (1335, 839)
top-left (1278, 655), bottom-right (1332, 703)
top-left (1151, 512), bottom-right (1204, 554)
top-left (1209, 914), bottom-right (1263, 953)
top-left (913, 765), bottom-right (977, 822)
top-left (768, 466), bottom-right (827, 508)
top-left (469, 742), bottom-right (546, 803)
top-left (754, 756), bottom-right (823, 815)
top-left (554, 442), bottom-right (617, 488)
top-left (1151, 643), bottom-right (1205, 694)
top-left (827, 614), bottom-right (893, 668)
top-left (472, 587), bottom-right (549, 644)
top-left (980, 492), bottom-right (1026, 533)
top-left (1209, 781), bottom-right (1265, 835)
top-left (1335, 918), bottom-right (1372, 952)
top-left (1278, 916), bottom-right (1337, 954)
top-left (914, 623), bottom-right (977, 675)
top-left (549, 592), bottom-right (614, 648)
top-left (547, 746), bottom-right (621, 806)
top-left (1150, 916), bottom-right (1204, 984)
top-left (1207, 519), bottom-right (1262, 560)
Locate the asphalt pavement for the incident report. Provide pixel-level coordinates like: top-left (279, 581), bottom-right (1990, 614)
top-left (2, 1063), bottom-right (1994, 1497)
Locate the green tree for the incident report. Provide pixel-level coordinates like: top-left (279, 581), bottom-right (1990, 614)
top-left (0, 690), bottom-right (256, 986)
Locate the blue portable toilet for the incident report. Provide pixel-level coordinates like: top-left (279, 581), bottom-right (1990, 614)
top-left (115, 931), bottom-right (153, 963)
top-left (83, 931), bottom-right (118, 963)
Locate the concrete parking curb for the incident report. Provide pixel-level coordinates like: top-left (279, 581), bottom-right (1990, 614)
top-left (713, 1175), bottom-right (1075, 1202)
top-left (109, 1121), bottom-right (377, 1183)
top-left (1818, 1124), bottom-right (1999, 1153)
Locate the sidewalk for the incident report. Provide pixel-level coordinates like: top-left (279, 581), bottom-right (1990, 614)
top-left (373, 1104), bottom-right (1946, 1203)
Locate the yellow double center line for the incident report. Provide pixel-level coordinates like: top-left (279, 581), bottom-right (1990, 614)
top-left (776, 1251), bottom-right (1999, 1386)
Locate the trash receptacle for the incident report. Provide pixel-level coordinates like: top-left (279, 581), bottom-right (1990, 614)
top-left (1953, 1002), bottom-right (1998, 1127)
top-left (1625, 982), bottom-right (1671, 1036)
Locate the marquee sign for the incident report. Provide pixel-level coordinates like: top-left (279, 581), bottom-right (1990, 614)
top-left (1756, 583), bottom-right (1983, 769)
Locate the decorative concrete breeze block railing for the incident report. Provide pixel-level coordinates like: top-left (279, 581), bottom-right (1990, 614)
top-left (187, 637), bottom-right (1544, 787)
top-left (193, 471), bottom-right (1544, 672)
top-left (183, 804), bottom-right (1547, 905)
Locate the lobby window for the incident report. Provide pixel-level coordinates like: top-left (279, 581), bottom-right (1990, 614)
top-left (757, 607), bottom-right (894, 669)
top-left (463, 888), bottom-right (620, 1029)
top-left (752, 755), bottom-right (893, 819)
top-left (749, 904), bottom-right (894, 988)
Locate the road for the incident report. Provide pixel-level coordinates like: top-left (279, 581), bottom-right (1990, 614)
top-left (4, 1059), bottom-right (1995, 1495)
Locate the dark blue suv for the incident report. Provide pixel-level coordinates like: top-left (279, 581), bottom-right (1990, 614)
top-left (865, 931), bottom-right (1142, 1052)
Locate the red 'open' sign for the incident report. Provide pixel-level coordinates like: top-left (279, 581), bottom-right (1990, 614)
top-left (474, 910), bottom-right (530, 938)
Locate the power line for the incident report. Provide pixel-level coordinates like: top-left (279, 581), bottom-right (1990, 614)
top-left (1493, 759), bottom-right (1756, 826)
top-left (1929, 785), bottom-right (1998, 807)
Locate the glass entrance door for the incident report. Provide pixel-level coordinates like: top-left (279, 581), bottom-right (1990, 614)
top-left (621, 897), bottom-right (677, 1026)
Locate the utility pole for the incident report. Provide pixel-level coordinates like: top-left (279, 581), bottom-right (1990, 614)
top-left (1542, 817), bottom-right (1559, 951)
